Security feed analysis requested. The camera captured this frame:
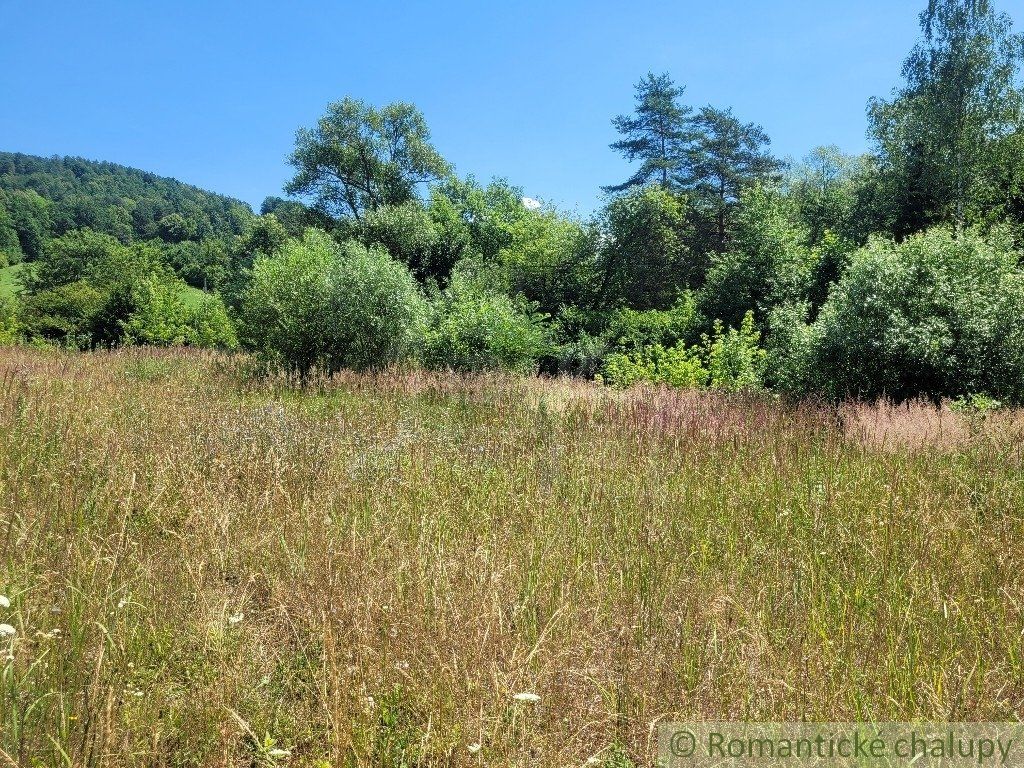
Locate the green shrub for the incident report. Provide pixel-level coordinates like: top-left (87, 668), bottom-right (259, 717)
top-left (241, 229), bottom-right (425, 373)
top-left (121, 274), bottom-right (237, 349)
top-left (601, 342), bottom-right (708, 388)
top-left (362, 202), bottom-right (439, 277)
top-left (604, 293), bottom-right (697, 353)
top-left (185, 293), bottom-right (238, 349)
top-left (420, 274), bottom-right (549, 373)
top-left (704, 311), bottom-right (767, 391)
top-left (601, 310), bottom-right (765, 391)
top-left (763, 301), bottom-right (818, 395)
top-left (800, 227), bottom-right (1024, 402)
top-left (21, 280), bottom-right (106, 348)
top-left (120, 275), bottom-right (192, 346)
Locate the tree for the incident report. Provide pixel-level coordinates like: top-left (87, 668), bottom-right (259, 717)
top-left (0, 152), bottom-right (253, 248)
top-left (30, 229), bottom-right (139, 292)
top-left (361, 201), bottom-right (440, 279)
top-left (684, 106), bottom-right (782, 251)
top-left (494, 206), bottom-right (596, 316)
top-left (785, 146), bottom-right (864, 247)
top-left (240, 230), bottom-right (426, 373)
top-left (259, 196), bottom-right (329, 238)
top-left (868, 0), bottom-right (1024, 233)
top-left (430, 176), bottom-right (530, 262)
top-left (604, 73), bottom-right (692, 192)
top-left (285, 99), bottom-right (451, 223)
top-left (0, 199), bottom-right (22, 263)
top-left (595, 185), bottom-right (694, 310)
top-left (4, 190), bottom-right (51, 260)
top-left (788, 227), bottom-right (1024, 402)
top-left (698, 186), bottom-right (812, 329)
top-left (428, 176), bottom-right (598, 313)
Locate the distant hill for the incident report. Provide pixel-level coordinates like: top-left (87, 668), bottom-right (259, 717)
top-left (0, 152), bottom-right (254, 259)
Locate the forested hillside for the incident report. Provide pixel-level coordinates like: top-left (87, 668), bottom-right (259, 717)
top-left (0, 153), bottom-right (255, 348)
top-left (0, 152), bottom-right (252, 256)
top-left (3, 0), bottom-right (1024, 406)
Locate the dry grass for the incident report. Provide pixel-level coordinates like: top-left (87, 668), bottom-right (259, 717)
top-left (1, 347), bottom-right (1023, 767)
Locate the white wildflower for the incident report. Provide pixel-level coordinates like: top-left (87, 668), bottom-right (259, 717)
top-left (468, 742), bottom-right (482, 754)
top-left (228, 612), bottom-right (244, 626)
top-left (0, 624), bottom-right (15, 639)
top-left (513, 692), bottom-right (541, 703)
top-left (267, 747), bottom-right (291, 758)
top-left (0, 595), bottom-right (9, 609)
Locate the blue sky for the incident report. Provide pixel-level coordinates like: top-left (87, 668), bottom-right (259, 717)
top-left (2, 1), bottom-right (1023, 215)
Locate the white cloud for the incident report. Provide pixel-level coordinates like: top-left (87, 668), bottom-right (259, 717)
top-left (521, 197), bottom-right (541, 210)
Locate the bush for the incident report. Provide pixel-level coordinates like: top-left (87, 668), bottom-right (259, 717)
top-left (799, 227), bottom-right (1024, 402)
top-left (361, 202), bottom-right (439, 278)
top-left (121, 275), bottom-right (237, 349)
top-left (420, 273), bottom-right (549, 373)
top-left (703, 311), bottom-right (766, 391)
top-left (601, 342), bottom-right (708, 388)
top-left (21, 280), bottom-right (106, 348)
top-left (604, 293), bottom-right (697, 353)
top-left (601, 310), bottom-right (765, 391)
top-left (241, 229), bottom-right (425, 373)
top-left (185, 294), bottom-right (238, 349)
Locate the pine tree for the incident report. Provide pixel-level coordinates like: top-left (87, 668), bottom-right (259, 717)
top-left (604, 73), bottom-right (692, 193)
top-left (683, 106), bottom-right (782, 251)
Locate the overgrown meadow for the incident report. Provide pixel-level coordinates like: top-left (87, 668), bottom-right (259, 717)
top-left (1, 347), bottom-right (1022, 766)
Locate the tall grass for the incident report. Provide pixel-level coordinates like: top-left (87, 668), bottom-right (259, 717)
top-left (1, 347), bottom-right (1022, 766)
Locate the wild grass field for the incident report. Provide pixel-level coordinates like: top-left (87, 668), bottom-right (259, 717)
top-left (0, 265), bottom-right (25, 301)
top-left (1, 347), bottom-right (1023, 767)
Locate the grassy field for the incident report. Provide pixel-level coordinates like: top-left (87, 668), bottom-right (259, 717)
top-left (0, 263), bottom-right (26, 300)
top-left (1, 347), bottom-right (1023, 767)
top-left (0, 264), bottom-right (207, 307)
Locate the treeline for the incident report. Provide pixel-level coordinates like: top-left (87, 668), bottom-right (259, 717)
top-left (0, 152), bottom-right (253, 283)
top-left (3, 0), bottom-right (1024, 404)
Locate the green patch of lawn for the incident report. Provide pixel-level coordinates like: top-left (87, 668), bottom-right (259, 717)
top-left (177, 282), bottom-right (209, 310)
top-left (0, 262), bottom-right (27, 299)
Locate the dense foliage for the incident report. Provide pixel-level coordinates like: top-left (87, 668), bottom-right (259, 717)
top-left (240, 230), bottom-right (425, 373)
top-left (3, 0), bottom-right (1024, 404)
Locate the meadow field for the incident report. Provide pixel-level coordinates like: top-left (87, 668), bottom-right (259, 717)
top-left (1, 347), bottom-right (1023, 767)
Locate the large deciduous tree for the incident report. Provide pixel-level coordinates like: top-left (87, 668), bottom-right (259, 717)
top-left (285, 98), bottom-right (451, 223)
top-left (604, 73), bottom-right (692, 193)
top-left (869, 0), bottom-right (1024, 234)
top-left (596, 185), bottom-right (694, 310)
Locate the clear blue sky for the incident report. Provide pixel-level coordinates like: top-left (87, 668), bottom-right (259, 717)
top-left (2, 0), bottom-right (1022, 215)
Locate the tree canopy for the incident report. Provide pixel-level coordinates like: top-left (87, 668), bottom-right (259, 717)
top-left (285, 98), bottom-right (451, 223)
